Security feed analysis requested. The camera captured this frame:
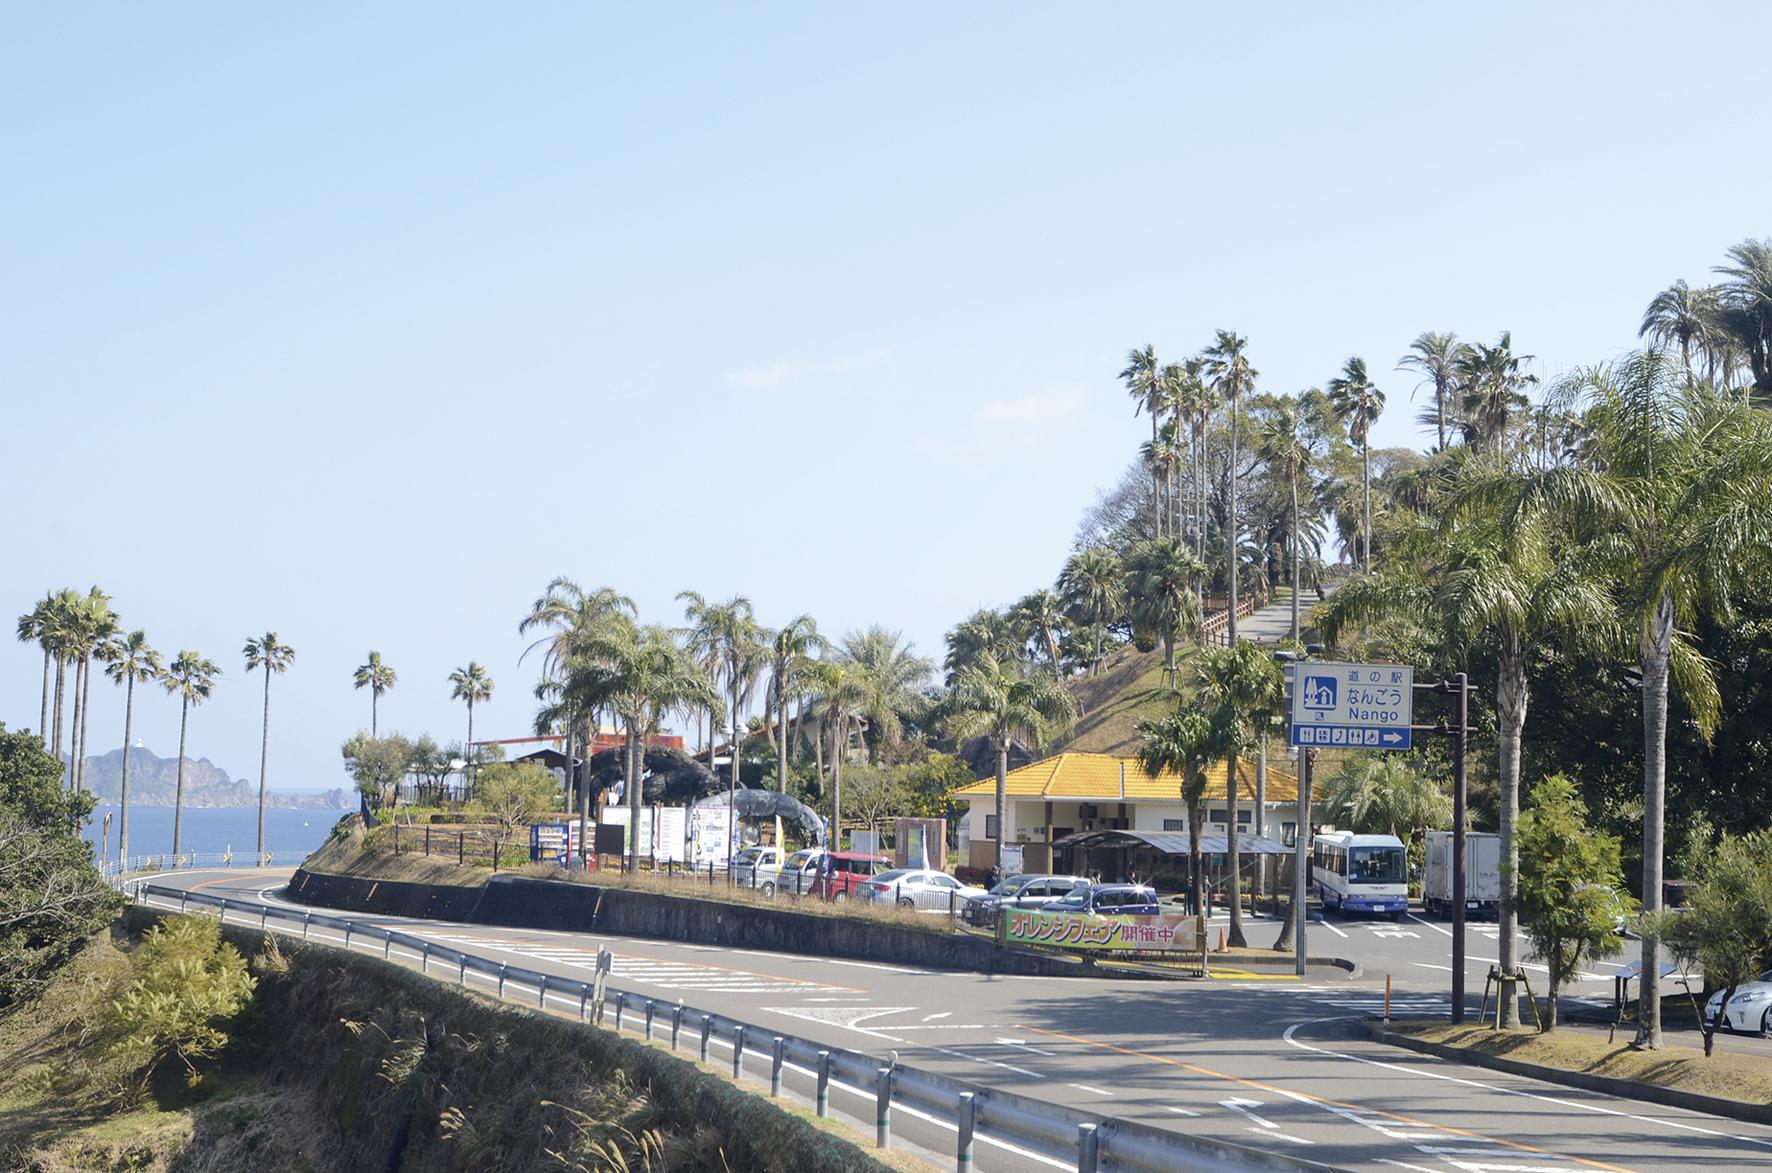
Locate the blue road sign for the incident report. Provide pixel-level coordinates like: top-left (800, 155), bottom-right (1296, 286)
top-left (1289, 661), bottom-right (1413, 751)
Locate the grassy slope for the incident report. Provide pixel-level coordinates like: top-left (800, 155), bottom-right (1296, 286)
top-left (1060, 645), bottom-right (1177, 754)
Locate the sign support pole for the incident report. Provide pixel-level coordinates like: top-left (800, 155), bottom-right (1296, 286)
top-left (1294, 747), bottom-right (1311, 977)
top-left (1451, 671), bottom-right (1468, 1024)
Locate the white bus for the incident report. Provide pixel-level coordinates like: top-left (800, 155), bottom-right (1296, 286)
top-left (1312, 831), bottom-right (1408, 921)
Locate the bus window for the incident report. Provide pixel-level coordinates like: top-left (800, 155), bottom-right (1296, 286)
top-left (1349, 846), bottom-right (1405, 884)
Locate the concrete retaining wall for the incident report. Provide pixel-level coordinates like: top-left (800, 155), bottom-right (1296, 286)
top-left (287, 868), bottom-right (1104, 977)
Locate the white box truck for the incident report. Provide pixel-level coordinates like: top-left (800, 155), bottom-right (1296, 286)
top-left (1422, 830), bottom-right (1501, 919)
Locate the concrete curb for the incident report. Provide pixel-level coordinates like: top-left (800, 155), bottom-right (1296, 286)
top-left (1365, 1022), bottom-right (1772, 1126)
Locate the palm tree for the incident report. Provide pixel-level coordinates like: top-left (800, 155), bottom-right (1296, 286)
top-left (1464, 349), bottom-right (1772, 1046)
top-left (243, 632), bottom-right (295, 864)
top-left (1256, 398), bottom-right (1317, 642)
top-left (1010, 590), bottom-right (1066, 679)
top-left (1176, 358), bottom-right (1218, 565)
top-left (448, 661), bottom-right (494, 797)
top-left (808, 658), bottom-right (868, 846)
top-left (1194, 641), bottom-right (1284, 947)
top-left (680, 594), bottom-right (767, 816)
top-left (1058, 547), bottom-right (1124, 674)
top-left (1455, 333), bottom-right (1536, 453)
top-left (1320, 755), bottom-right (1451, 847)
top-left (16, 592), bottom-right (57, 741)
top-left (1123, 537), bottom-right (1206, 681)
top-left (519, 579), bottom-right (637, 821)
top-left (161, 651), bottom-right (220, 857)
top-left (353, 651), bottom-right (397, 736)
top-left (1327, 357), bottom-right (1386, 571)
top-left (58, 588), bottom-right (116, 793)
top-left (1398, 331), bottom-right (1467, 453)
top-left (1203, 331), bottom-right (1258, 640)
top-left (944, 608), bottom-right (1021, 683)
top-left (1121, 344), bottom-right (1165, 535)
top-left (1714, 238), bottom-right (1772, 400)
top-left (767, 616), bottom-right (824, 793)
top-left (1639, 280), bottom-right (1710, 385)
top-left (840, 626), bottom-right (933, 762)
top-left (39, 586), bottom-right (81, 773)
top-left (1137, 707), bottom-right (1235, 919)
top-left (101, 630), bottom-right (161, 867)
top-left (939, 655), bottom-right (1076, 868)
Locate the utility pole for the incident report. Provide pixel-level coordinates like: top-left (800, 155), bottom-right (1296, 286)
top-left (1294, 746), bottom-right (1312, 977)
top-left (1414, 673), bottom-right (1472, 1023)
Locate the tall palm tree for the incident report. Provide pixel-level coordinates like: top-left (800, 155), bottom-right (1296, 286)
top-left (808, 658), bottom-right (868, 846)
top-left (1123, 537), bottom-right (1206, 682)
top-left (767, 615), bottom-right (824, 793)
top-left (1639, 280), bottom-right (1710, 385)
top-left (161, 650), bottom-right (220, 857)
top-left (16, 592), bottom-right (57, 741)
top-left (1010, 590), bottom-right (1066, 679)
top-left (1327, 357), bottom-right (1386, 572)
top-left (519, 579), bottom-right (637, 821)
top-left (57, 588), bottom-right (116, 792)
top-left (939, 655), bottom-right (1076, 869)
top-left (1177, 358), bottom-right (1219, 565)
top-left (1137, 707), bottom-right (1234, 919)
top-left (840, 626), bottom-right (933, 762)
top-left (242, 632), bottom-right (295, 864)
top-left (1203, 330), bottom-right (1258, 640)
top-left (1256, 397), bottom-right (1320, 642)
top-left (1398, 332), bottom-right (1466, 453)
top-left (101, 630), bottom-right (161, 867)
top-left (1455, 333), bottom-right (1536, 454)
top-left (1058, 547), bottom-right (1124, 674)
top-left (1465, 349), bottom-right (1772, 1046)
top-left (1121, 344), bottom-right (1165, 535)
top-left (39, 587), bottom-right (81, 772)
top-left (944, 608), bottom-right (1021, 684)
top-left (447, 661), bottom-right (494, 795)
top-left (353, 651), bottom-right (397, 736)
top-left (1714, 237), bottom-right (1772, 400)
top-left (680, 593), bottom-right (767, 815)
top-left (1194, 641), bottom-right (1284, 947)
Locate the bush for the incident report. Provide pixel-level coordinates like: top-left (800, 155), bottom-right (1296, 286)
top-left (101, 915), bottom-right (256, 1096)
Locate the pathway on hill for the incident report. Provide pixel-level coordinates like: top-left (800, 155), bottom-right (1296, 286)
top-left (1230, 578), bottom-right (1344, 646)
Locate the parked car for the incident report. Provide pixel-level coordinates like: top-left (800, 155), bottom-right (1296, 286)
top-left (731, 845), bottom-right (782, 888)
top-left (1704, 969), bottom-right (1772, 1035)
top-left (1576, 883), bottom-right (1632, 935)
top-left (1045, 883), bottom-right (1161, 918)
top-left (861, 868), bottom-right (988, 912)
top-left (756, 848), bottom-right (824, 898)
top-left (961, 873), bottom-right (1089, 927)
top-left (812, 851), bottom-right (892, 901)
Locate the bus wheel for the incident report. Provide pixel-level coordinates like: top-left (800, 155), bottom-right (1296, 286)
top-left (1389, 910), bottom-right (1403, 923)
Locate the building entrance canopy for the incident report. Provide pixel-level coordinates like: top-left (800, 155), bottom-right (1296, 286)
top-left (1051, 829), bottom-right (1291, 857)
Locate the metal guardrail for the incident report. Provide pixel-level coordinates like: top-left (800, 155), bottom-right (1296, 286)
top-left (102, 851), bottom-right (304, 883)
top-left (131, 882), bottom-right (1333, 1173)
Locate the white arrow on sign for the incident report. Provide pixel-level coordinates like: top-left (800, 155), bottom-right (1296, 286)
top-left (1380, 730), bottom-right (1406, 746)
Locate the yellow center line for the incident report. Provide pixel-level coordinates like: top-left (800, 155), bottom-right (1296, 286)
top-left (1015, 1023), bottom-right (1636, 1173)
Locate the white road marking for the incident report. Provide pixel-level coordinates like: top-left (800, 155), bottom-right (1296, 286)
top-left (923, 1011), bottom-right (951, 1021)
top-left (1311, 915), bottom-right (1350, 939)
top-left (1219, 1097), bottom-right (1314, 1146)
top-left (1164, 1105), bottom-right (1201, 1117)
top-left (1408, 913), bottom-right (1453, 938)
top-left (924, 1044), bottom-right (1043, 1079)
top-left (1070, 1083), bottom-right (1112, 1096)
top-left (996, 1038), bottom-right (1059, 1056)
top-left (760, 1006), bottom-right (913, 1043)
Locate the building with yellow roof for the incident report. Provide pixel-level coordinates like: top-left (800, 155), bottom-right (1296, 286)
top-left (954, 750), bottom-right (1303, 872)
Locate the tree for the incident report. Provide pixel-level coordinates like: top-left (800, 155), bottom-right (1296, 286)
top-left (1011, 590), bottom-right (1067, 680)
top-left (680, 594), bottom-right (767, 820)
top-left (1123, 537), bottom-right (1205, 681)
top-left (939, 655), bottom-right (1076, 869)
top-left (102, 914), bottom-right (255, 1095)
top-left (0, 724), bottom-right (119, 1006)
top-left (448, 661), bottom-right (494, 795)
top-left (102, 630), bottom-right (161, 867)
top-left (243, 632), bottom-right (295, 865)
top-left (945, 608), bottom-right (1021, 683)
top-left (1058, 547), bottom-right (1124, 675)
top-left (767, 615), bottom-right (824, 794)
top-left (840, 626), bottom-right (933, 763)
top-left (1514, 774), bottom-right (1627, 1032)
top-left (1319, 755), bottom-right (1450, 849)
top-left (1193, 642), bottom-right (1284, 946)
top-left (1203, 330), bottom-right (1257, 639)
top-left (840, 761), bottom-right (909, 836)
top-left (471, 762), bottom-right (561, 862)
top-left (1327, 357), bottom-right (1386, 571)
top-left (1659, 829), bottom-right (1772, 1056)
top-left (353, 651), bottom-right (397, 736)
top-left (519, 579), bottom-right (636, 826)
top-left (161, 651), bottom-right (219, 857)
top-left (1137, 708), bottom-right (1235, 919)
top-left (1255, 398), bottom-right (1317, 642)
top-left (39, 587), bottom-right (80, 775)
top-left (1714, 237), bottom-right (1772, 400)
top-left (341, 732), bottom-right (414, 818)
top-left (1121, 343), bottom-right (1166, 535)
top-left (1639, 280), bottom-right (1713, 386)
top-left (1474, 349), bottom-right (1772, 1046)
top-left (1455, 333), bottom-right (1536, 453)
top-left (899, 753), bottom-right (974, 825)
top-left (1399, 331), bottom-right (1466, 453)
top-left (15, 592), bottom-right (58, 743)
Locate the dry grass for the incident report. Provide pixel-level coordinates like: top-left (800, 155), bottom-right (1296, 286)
top-left (1060, 646), bottom-right (1176, 754)
top-left (1390, 1020), bottom-right (1772, 1104)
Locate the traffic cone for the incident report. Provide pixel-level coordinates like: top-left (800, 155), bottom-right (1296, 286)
top-left (1217, 926), bottom-right (1226, 952)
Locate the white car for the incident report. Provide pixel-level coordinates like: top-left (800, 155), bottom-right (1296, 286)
top-left (859, 868), bottom-right (987, 912)
top-left (1703, 969), bottom-right (1772, 1035)
top-left (754, 848), bottom-right (825, 898)
top-left (730, 845), bottom-right (783, 888)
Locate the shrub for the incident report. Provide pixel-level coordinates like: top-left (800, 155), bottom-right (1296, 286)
top-left (101, 915), bottom-right (256, 1095)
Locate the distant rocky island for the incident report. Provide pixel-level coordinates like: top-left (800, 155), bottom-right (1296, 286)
top-left (76, 746), bottom-right (352, 810)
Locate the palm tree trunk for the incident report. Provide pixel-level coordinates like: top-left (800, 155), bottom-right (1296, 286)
top-left (39, 646), bottom-right (50, 741)
top-left (1226, 750), bottom-right (1246, 946)
top-left (465, 698), bottom-right (475, 798)
top-left (79, 652), bottom-right (95, 792)
top-left (627, 723), bottom-right (641, 873)
top-left (258, 665), bottom-right (272, 864)
top-left (67, 656), bottom-right (83, 790)
top-left (1496, 631), bottom-right (1527, 1028)
top-left (831, 722), bottom-right (844, 851)
top-left (173, 697), bottom-right (189, 858)
top-left (1227, 396), bottom-right (1240, 643)
top-left (1151, 415), bottom-right (1162, 538)
top-left (1435, 380), bottom-right (1448, 453)
top-left (1361, 439), bottom-right (1373, 571)
top-left (120, 676), bottom-right (135, 866)
top-left (371, 690), bottom-right (379, 738)
top-left (1289, 479), bottom-right (1301, 642)
top-left (1255, 734), bottom-right (1268, 909)
top-left (1636, 591), bottom-right (1674, 1049)
top-left (777, 683), bottom-right (789, 794)
top-left (729, 680), bottom-right (741, 846)
top-left (993, 740), bottom-right (1009, 870)
top-left (1188, 796), bottom-right (1204, 916)
top-left (51, 657), bottom-right (65, 775)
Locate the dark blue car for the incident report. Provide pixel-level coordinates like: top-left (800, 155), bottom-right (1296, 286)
top-left (1047, 883), bottom-right (1160, 917)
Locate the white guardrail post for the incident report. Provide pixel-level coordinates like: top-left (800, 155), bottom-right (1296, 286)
top-left (130, 883), bottom-right (1323, 1173)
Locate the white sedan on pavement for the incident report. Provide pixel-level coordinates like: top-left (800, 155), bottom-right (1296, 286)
top-left (1703, 969), bottom-right (1772, 1035)
top-left (859, 868), bottom-right (987, 912)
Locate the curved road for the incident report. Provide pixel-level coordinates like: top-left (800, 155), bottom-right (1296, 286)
top-left (149, 868), bottom-right (1772, 1172)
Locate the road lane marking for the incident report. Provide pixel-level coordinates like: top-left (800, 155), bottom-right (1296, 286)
top-left (1070, 1083), bottom-right (1112, 1096)
top-left (1311, 915), bottom-right (1350, 939)
top-left (1017, 1022), bottom-right (1633, 1172)
top-left (1164, 1105), bottom-right (1201, 1117)
top-left (1219, 1097), bottom-right (1314, 1145)
top-left (996, 1038), bottom-right (1059, 1056)
top-left (1408, 913), bottom-right (1454, 938)
top-left (923, 1011), bottom-right (951, 1021)
top-left (923, 1044), bottom-right (1043, 1079)
top-left (1281, 1019), bottom-right (1772, 1155)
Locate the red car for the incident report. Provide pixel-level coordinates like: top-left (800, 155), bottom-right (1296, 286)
top-left (812, 851), bottom-right (891, 901)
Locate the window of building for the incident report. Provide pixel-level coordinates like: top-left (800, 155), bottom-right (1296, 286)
top-left (1281, 821), bottom-right (1297, 846)
top-left (984, 815), bottom-right (1000, 841)
top-left (1162, 818), bottom-right (1185, 832)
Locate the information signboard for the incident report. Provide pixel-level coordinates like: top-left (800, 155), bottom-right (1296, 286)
top-left (1289, 660), bottom-right (1414, 750)
top-left (1004, 907), bottom-right (1203, 952)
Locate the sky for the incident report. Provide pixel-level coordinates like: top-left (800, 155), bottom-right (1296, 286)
top-left (3, 3), bottom-right (1766, 792)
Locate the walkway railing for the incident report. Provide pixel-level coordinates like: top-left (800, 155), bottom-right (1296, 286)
top-left (102, 851), bottom-right (305, 885)
top-left (130, 882), bottom-right (1328, 1173)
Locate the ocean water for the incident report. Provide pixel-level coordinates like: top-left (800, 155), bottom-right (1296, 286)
top-left (81, 803), bottom-right (341, 866)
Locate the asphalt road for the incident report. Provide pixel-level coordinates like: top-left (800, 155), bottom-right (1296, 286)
top-left (148, 868), bottom-right (1772, 1173)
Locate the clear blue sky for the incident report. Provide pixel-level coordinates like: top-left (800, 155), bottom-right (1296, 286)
top-left (3, 4), bottom-right (1765, 792)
